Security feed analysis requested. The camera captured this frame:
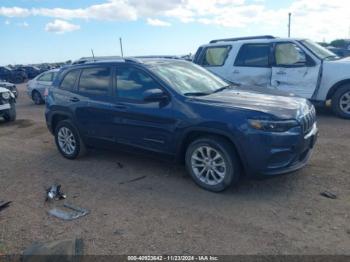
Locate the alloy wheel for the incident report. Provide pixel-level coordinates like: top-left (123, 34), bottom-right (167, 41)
top-left (191, 146), bottom-right (227, 186)
top-left (57, 127), bottom-right (76, 155)
top-left (339, 91), bottom-right (350, 114)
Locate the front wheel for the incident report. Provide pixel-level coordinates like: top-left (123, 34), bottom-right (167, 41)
top-left (3, 102), bottom-right (16, 122)
top-left (185, 136), bottom-right (240, 192)
top-left (54, 120), bottom-right (86, 159)
top-left (332, 85), bottom-right (350, 119)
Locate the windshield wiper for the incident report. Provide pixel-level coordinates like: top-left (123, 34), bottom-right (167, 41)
top-left (183, 92), bottom-right (210, 96)
top-left (323, 55), bottom-right (339, 60)
top-left (212, 85), bottom-right (234, 94)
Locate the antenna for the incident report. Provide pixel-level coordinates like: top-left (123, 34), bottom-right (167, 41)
top-left (288, 13), bottom-right (291, 38)
top-left (91, 49), bottom-right (95, 61)
top-left (119, 37), bottom-right (124, 58)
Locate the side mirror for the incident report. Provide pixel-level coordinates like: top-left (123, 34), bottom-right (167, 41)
top-left (143, 88), bottom-right (168, 102)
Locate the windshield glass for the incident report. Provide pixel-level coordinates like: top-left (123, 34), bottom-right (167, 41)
top-left (147, 61), bottom-right (228, 95)
top-left (300, 39), bottom-right (338, 60)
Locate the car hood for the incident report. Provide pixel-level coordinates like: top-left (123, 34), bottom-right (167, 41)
top-left (0, 81), bottom-right (15, 88)
top-left (193, 85), bottom-right (310, 119)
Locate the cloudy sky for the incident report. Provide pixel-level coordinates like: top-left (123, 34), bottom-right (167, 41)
top-left (1, 0), bottom-right (350, 65)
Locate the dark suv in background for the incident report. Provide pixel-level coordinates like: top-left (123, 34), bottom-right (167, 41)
top-left (0, 66), bottom-right (27, 84)
top-left (45, 58), bottom-right (318, 192)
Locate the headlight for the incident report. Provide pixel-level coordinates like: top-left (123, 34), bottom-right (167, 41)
top-left (248, 119), bottom-right (298, 132)
top-left (2, 92), bottom-right (10, 100)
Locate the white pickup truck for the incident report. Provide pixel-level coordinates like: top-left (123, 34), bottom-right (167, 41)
top-left (193, 36), bottom-right (350, 119)
top-left (0, 87), bottom-right (16, 122)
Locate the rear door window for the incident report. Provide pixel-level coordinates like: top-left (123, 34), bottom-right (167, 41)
top-left (201, 46), bottom-right (231, 66)
top-left (78, 67), bottom-right (111, 96)
top-left (234, 44), bottom-right (270, 67)
top-left (60, 70), bottom-right (80, 91)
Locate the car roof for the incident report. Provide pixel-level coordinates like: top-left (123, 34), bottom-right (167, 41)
top-left (202, 37), bottom-right (307, 47)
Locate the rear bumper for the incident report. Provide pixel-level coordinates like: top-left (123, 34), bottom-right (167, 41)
top-left (241, 124), bottom-right (318, 177)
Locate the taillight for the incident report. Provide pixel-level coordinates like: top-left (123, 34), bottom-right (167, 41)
top-left (44, 88), bottom-right (49, 97)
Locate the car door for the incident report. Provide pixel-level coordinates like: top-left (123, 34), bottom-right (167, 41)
top-left (270, 42), bottom-right (320, 98)
top-left (36, 72), bottom-right (54, 96)
top-left (112, 65), bottom-right (176, 154)
top-left (74, 66), bottom-right (116, 142)
top-left (232, 43), bottom-right (272, 87)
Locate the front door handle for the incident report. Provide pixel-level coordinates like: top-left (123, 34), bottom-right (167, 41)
top-left (69, 97), bottom-right (80, 102)
top-left (113, 103), bottom-right (128, 110)
top-left (233, 69), bottom-right (240, 74)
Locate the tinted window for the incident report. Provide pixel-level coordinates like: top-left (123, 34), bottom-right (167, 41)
top-left (78, 67), bottom-right (111, 95)
top-left (38, 73), bottom-right (52, 82)
top-left (201, 46), bottom-right (231, 66)
top-left (235, 44), bottom-right (270, 67)
top-left (60, 70), bottom-right (80, 91)
top-left (275, 43), bottom-right (306, 66)
top-left (116, 66), bottom-right (161, 100)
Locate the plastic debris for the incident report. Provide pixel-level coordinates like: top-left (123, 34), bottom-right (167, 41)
top-left (119, 176), bottom-right (146, 185)
top-left (46, 184), bottom-right (66, 201)
top-left (48, 203), bottom-right (89, 221)
top-left (0, 201), bottom-right (11, 212)
top-left (320, 191), bottom-right (337, 199)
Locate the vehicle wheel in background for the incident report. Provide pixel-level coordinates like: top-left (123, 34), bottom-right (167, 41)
top-left (3, 102), bottom-right (16, 122)
top-left (185, 136), bottom-right (240, 192)
top-left (32, 90), bottom-right (44, 105)
top-left (54, 120), bottom-right (86, 159)
top-left (332, 85), bottom-right (350, 119)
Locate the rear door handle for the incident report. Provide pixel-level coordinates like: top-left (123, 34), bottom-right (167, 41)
top-left (276, 71), bottom-right (286, 75)
top-left (69, 97), bottom-right (80, 102)
top-left (233, 69), bottom-right (240, 74)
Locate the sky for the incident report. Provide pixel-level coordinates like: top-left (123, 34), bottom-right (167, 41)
top-left (0, 0), bottom-right (350, 65)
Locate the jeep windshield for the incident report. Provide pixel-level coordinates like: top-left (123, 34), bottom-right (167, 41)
top-left (299, 39), bottom-right (339, 60)
top-left (147, 61), bottom-right (229, 96)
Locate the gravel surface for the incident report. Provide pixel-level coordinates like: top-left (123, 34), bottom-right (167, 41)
top-left (0, 84), bottom-right (349, 255)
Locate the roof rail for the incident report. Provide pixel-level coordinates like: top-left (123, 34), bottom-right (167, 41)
top-left (209, 35), bottom-right (275, 44)
top-left (72, 56), bottom-right (123, 65)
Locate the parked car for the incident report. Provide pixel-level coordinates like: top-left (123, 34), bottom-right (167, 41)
top-left (0, 87), bottom-right (16, 122)
top-left (193, 35), bottom-right (350, 119)
top-left (45, 58), bottom-right (317, 192)
top-left (0, 81), bottom-right (18, 98)
top-left (326, 47), bottom-right (350, 58)
top-left (18, 66), bottom-right (41, 79)
top-left (0, 66), bottom-right (27, 84)
top-left (27, 69), bottom-right (59, 104)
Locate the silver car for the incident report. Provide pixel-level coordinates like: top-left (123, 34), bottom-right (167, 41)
top-left (27, 69), bottom-right (59, 104)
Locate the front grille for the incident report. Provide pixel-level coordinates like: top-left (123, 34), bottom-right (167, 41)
top-left (301, 106), bottom-right (316, 135)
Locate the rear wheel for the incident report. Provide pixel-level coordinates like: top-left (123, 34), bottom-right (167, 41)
top-left (32, 90), bottom-right (44, 105)
top-left (54, 120), bottom-right (86, 159)
top-left (185, 136), bottom-right (240, 192)
top-left (3, 102), bottom-right (16, 122)
top-left (332, 85), bottom-right (350, 119)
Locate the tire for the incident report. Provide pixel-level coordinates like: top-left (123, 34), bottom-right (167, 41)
top-left (54, 120), bottom-right (86, 159)
top-left (32, 90), bottom-right (44, 105)
top-left (185, 136), bottom-right (240, 192)
top-left (3, 102), bottom-right (16, 122)
top-left (331, 85), bottom-right (350, 119)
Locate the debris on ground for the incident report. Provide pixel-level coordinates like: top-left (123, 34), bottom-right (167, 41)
top-left (23, 238), bottom-right (83, 262)
top-left (48, 203), bottom-right (89, 221)
top-left (119, 176), bottom-right (146, 185)
top-left (117, 162), bottom-right (124, 168)
top-left (46, 184), bottom-right (66, 201)
top-left (320, 191), bottom-right (337, 199)
top-left (0, 201), bottom-right (11, 213)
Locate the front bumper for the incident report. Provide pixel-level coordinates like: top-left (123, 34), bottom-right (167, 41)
top-left (241, 123), bottom-right (318, 177)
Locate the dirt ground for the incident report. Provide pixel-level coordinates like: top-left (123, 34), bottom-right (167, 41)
top-left (0, 83), bottom-right (349, 255)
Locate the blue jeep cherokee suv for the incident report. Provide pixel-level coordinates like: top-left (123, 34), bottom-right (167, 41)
top-left (45, 58), bottom-right (318, 192)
